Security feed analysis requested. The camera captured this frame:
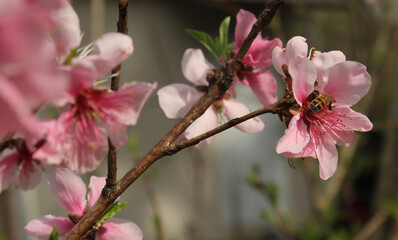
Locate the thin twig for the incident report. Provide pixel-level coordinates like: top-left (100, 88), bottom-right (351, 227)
top-left (169, 99), bottom-right (287, 153)
top-left (106, 0), bottom-right (129, 189)
top-left (64, 1), bottom-right (284, 239)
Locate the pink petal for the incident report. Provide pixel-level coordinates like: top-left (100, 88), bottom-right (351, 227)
top-left (332, 107), bottom-right (373, 132)
top-left (65, 114), bottom-right (109, 174)
top-left (78, 32), bottom-right (133, 79)
top-left (245, 71), bottom-right (277, 107)
top-left (185, 108), bottom-right (218, 148)
top-left (87, 176), bottom-right (106, 206)
top-left (311, 50), bottom-right (345, 89)
top-left (0, 9), bottom-right (46, 68)
top-left (157, 84), bottom-right (202, 118)
top-left (272, 36), bottom-right (308, 75)
top-left (289, 57), bottom-right (317, 106)
top-left (322, 61), bottom-right (371, 106)
top-left (30, 0), bottom-right (70, 11)
top-left (31, 119), bottom-right (65, 166)
top-left (0, 75), bottom-right (41, 140)
top-left (69, 61), bottom-right (100, 95)
top-left (68, 135), bottom-right (108, 174)
top-left (335, 130), bottom-right (356, 147)
top-left (103, 122), bottom-right (127, 149)
top-left (283, 141), bottom-right (317, 159)
top-left (0, 152), bottom-right (19, 193)
top-left (102, 81), bottom-right (157, 126)
top-left (49, 3), bottom-right (81, 61)
top-left (16, 160), bottom-right (41, 191)
top-left (246, 38), bottom-right (282, 68)
top-left (272, 46), bottom-right (286, 75)
top-left (315, 134), bottom-right (338, 180)
top-left (97, 218), bottom-right (143, 240)
top-left (276, 114), bottom-right (310, 154)
top-left (285, 36), bottom-right (308, 60)
top-left (181, 48), bottom-right (214, 86)
top-left (223, 100), bottom-right (264, 133)
top-left (47, 168), bottom-right (87, 214)
top-left (25, 215), bottom-right (74, 240)
top-left (235, 9), bottom-right (261, 48)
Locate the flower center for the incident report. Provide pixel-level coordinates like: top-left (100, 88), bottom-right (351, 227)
top-left (305, 107), bottom-right (352, 147)
top-left (74, 88), bottom-right (108, 118)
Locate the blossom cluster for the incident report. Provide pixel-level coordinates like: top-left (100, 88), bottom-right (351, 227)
top-left (0, 0), bottom-right (156, 192)
top-left (157, 11), bottom-right (372, 180)
top-left (0, 0), bottom-right (155, 238)
top-left (0, 3), bottom-right (373, 239)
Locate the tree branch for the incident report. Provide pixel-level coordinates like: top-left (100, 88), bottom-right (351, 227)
top-left (106, 0), bottom-right (129, 189)
top-left (64, 1), bottom-right (284, 239)
top-left (169, 98), bottom-right (287, 153)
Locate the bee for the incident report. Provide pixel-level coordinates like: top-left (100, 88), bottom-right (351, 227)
top-left (306, 91), bottom-right (335, 115)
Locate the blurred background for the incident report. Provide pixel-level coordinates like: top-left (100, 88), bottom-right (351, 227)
top-left (0, 0), bottom-right (397, 239)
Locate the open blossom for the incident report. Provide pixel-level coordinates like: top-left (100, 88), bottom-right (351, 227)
top-left (158, 48), bottom-right (264, 148)
top-left (34, 27), bottom-right (157, 173)
top-left (25, 168), bottom-right (142, 240)
top-left (37, 72), bottom-right (157, 174)
top-left (233, 9), bottom-right (282, 107)
top-left (274, 43), bottom-right (373, 179)
top-left (29, 3), bottom-right (158, 173)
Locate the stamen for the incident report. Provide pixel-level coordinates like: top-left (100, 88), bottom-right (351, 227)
top-left (78, 42), bottom-right (94, 58)
top-left (288, 158), bottom-right (296, 169)
top-left (308, 47), bottom-right (316, 60)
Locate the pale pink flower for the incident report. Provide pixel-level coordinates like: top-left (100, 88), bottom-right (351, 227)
top-left (0, 139), bottom-right (44, 193)
top-left (25, 168), bottom-right (142, 240)
top-left (158, 48), bottom-right (264, 148)
top-left (275, 56), bottom-right (373, 180)
top-left (233, 9), bottom-right (282, 106)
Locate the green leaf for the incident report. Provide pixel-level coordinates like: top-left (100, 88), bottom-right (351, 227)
top-left (218, 16), bottom-right (231, 60)
top-left (219, 17), bottom-right (230, 47)
top-left (95, 202), bottom-right (129, 229)
top-left (48, 225), bottom-right (59, 240)
top-left (185, 28), bottom-right (219, 60)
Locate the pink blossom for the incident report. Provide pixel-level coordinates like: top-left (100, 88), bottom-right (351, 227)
top-left (40, 80), bottom-right (157, 174)
top-left (158, 48), bottom-right (264, 148)
top-left (275, 55), bottom-right (373, 180)
top-left (0, 139), bottom-right (44, 193)
top-left (25, 168), bottom-right (142, 240)
top-left (34, 31), bottom-right (156, 173)
top-left (233, 9), bottom-right (282, 106)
